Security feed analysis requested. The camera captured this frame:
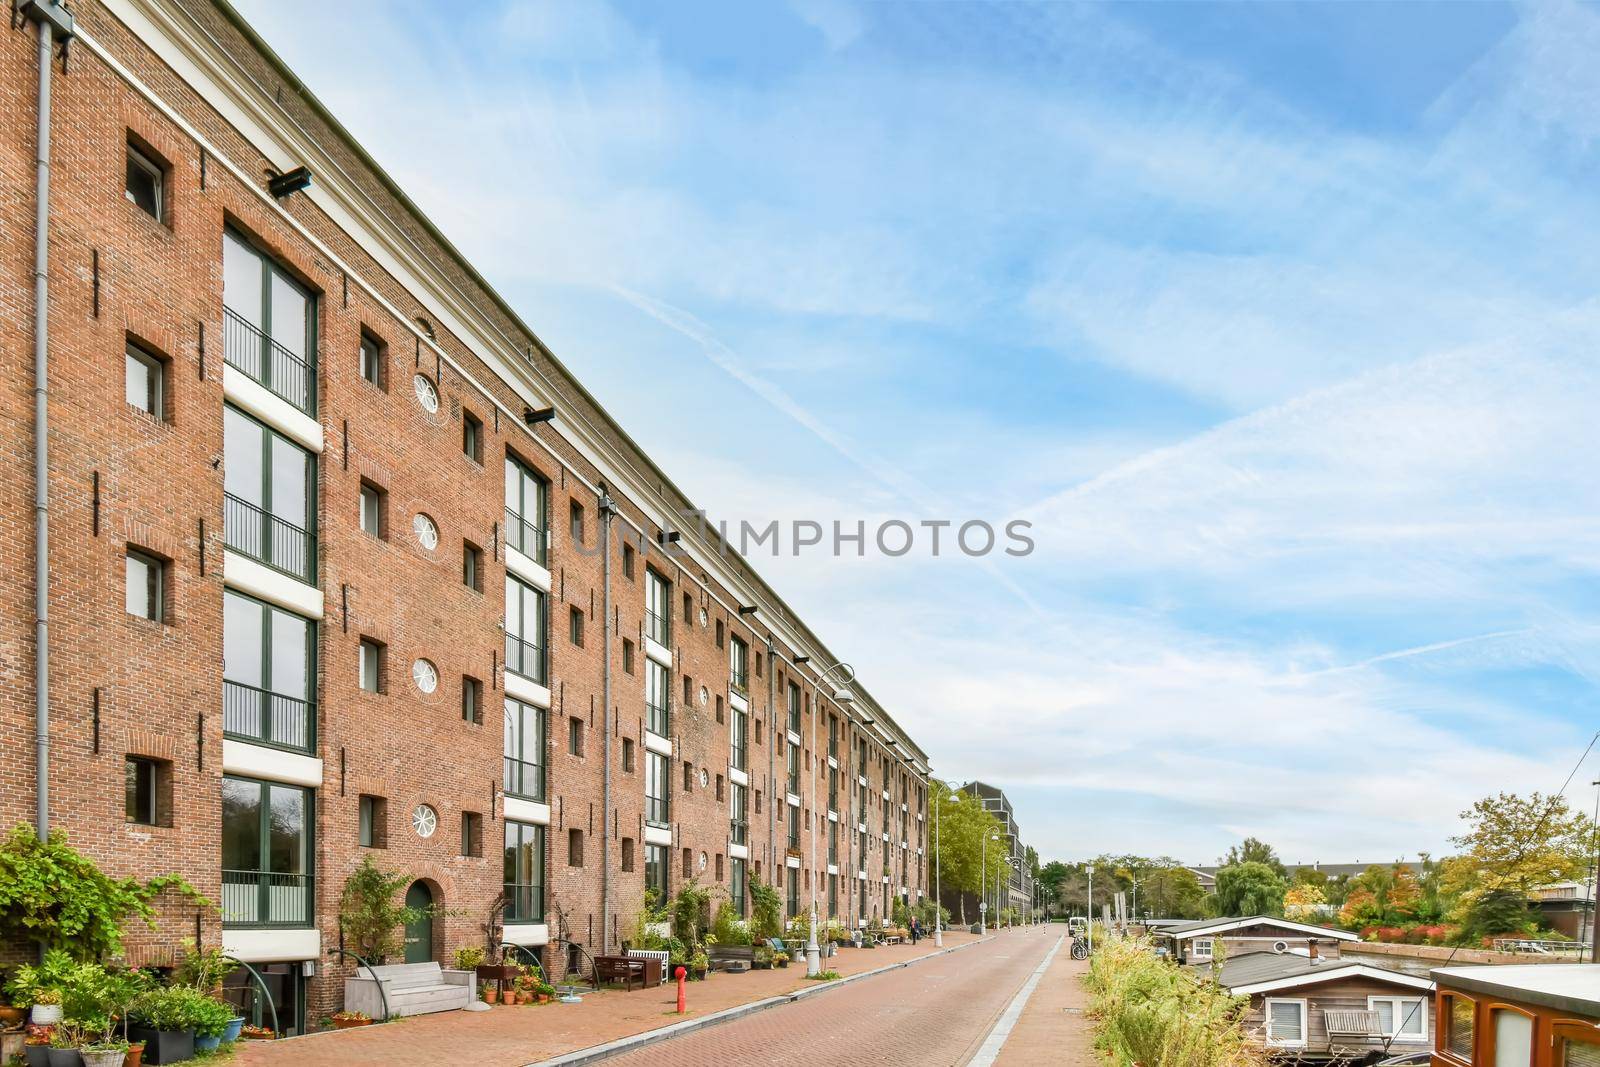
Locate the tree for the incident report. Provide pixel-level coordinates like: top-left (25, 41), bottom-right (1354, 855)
top-left (339, 856), bottom-right (431, 962)
top-left (1283, 882), bottom-right (1326, 921)
top-left (1221, 837), bottom-right (1286, 878)
top-left (1213, 861), bottom-right (1287, 917)
top-left (930, 782), bottom-right (1012, 924)
top-left (1038, 860), bottom-right (1070, 914)
top-left (1450, 791), bottom-right (1594, 898)
top-left (1141, 866), bottom-right (1207, 920)
top-left (1460, 888), bottom-right (1537, 943)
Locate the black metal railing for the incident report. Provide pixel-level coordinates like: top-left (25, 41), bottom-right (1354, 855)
top-left (503, 882), bottom-right (544, 924)
top-left (224, 679), bottom-right (314, 752)
top-left (731, 673), bottom-right (747, 697)
top-left (645, 608), bottom-right (669, 647)
top-left (503, 506), bottom-right (545, 566)
top-left (646, 697), bottom-right (670, 738)
top-left (503, 756), bottom-right (545, 802)
top-left (225, 493), bottom-right (316, 584)
top-left (646, 795), bottom-right (670, 827)
top-left (730, 818), bottom-right (747, 846)
top-left (221, 869), bottom-right (313, 927)
top-left (224, 306), bottom-right (316, 415)
top-left (505, 632), bottom-right (547, 685)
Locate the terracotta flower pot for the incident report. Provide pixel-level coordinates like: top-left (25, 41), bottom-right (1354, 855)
top-left (122, 1043), bottom-right (144, 1067)
top-left (500, 991), bottom-right (517, 1005)
top-left (536, 994), bottom-right (550, 1004)
top-left (515, 992), bottom-right (531, 1005)
top-left (331, 1017), bottom-right (371, 1030)
top-left (0, 1005), bottom-right (25, 1027)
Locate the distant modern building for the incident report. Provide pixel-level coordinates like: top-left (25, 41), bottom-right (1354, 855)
top-left (942, 781), bottom-right (1034, 921)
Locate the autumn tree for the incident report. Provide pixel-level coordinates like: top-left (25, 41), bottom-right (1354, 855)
top-left (1450, 791), bottom-right (1594, 897)
top-left (1283, 882), bottom-right (1327, 921)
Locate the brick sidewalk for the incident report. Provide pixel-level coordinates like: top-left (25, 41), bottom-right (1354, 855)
top-left (233, 931), bottom-right (982, 1067)
top-left (991, 933), bottom-right (1099, 1066)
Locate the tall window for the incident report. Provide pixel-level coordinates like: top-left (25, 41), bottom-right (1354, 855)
top-left (358, 330), bottom-right (385, 388)
top-left (221, 775), bottom-right (312, 927)
top-left (786, 681), bottom-right (801, 734)
top-left (503, 821), bottom-right (545, 923)
top-left (462, 411), bottom-right (482, 463)
top-left (645, 750), bottom-right (670, 826)
top-left (357, 795), bottom-right (387, 848)
top-left (730, 857), bottom-right (747, 917)
top-left (224, 405), bottom-right (316, 583)
top-left (504, 456), bottom-right (547, 565)
top-left (645, 659), bottom-right (670, 737)
top-left (729, 636), bottom-right (748, 694)
top-left (828, 872), bottom-right (837, 918)
top-left (730, 782), bottom-right (747, 845)
top-left (645, 843), bottom-right (668, 902)
top-left (645, 569), bottom-right (671, 646)
top-left (1446, 997), bottom-right (1474, 1061)
top-left (731, 709), bottom-right (748, 772)
top-left (124, 549), bottom-right (165, 622)
top-left (125, 342), bottom-right (165, 419)
top-left (125, 140), bottom-right (164, 220)
top-left (222, 229), bottom-right (316, 414)
top-left (223, 590), bottom-right (314, 751)
top-left (787, 804), bottom-right (800, 850)
top-left (358, 638), bottom-right (384, 694)
top-left (786, 867), bottom-right (799, 918)
top-left (359, 482), bottom-right (384, 538)
top-left (787, 743), bottom-right (800, 795)
top-left (503, 698), bottom-right (545, 800)
top-left (505, 575), bottom-right (547, 683)
top-left (125, 757), bottom-right (161, 825)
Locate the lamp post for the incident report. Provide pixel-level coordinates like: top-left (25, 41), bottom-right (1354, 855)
top-left (803, 660), bottom-right (854, 979)
top-left (933, 780), bottom-right (943, 945)
top-left (1086, 864), bottom-right (1095, 953)
top-left (980, 831), bottom-right (999, 935)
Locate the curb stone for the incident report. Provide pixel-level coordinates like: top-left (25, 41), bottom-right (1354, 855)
top-left (526, 935), bottom-right (999, 1067)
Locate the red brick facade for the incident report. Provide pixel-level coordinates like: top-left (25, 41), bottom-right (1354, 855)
top-left (0, 0), bottom-right (929, 1029)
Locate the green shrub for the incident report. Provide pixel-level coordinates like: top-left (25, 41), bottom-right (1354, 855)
top-left (1083, 934), bottom-right (1264, 1067)
top-left (710, 902), bottom-right (752, 946)
top-left (748, 876), bottom-right (783, 942)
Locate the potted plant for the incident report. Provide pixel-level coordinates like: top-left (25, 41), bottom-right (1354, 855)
top-left (329, 1011), bottom-right (371, 1030)
top-left (0, 998), bottom-right (24, 1029)
top-left (773, 951), bottom-right (789, 968)
top-left (29, 992), bottom-right (63, 1028)
top-left (24, 1024), bottom-right (54, 1067)
top-left (688, 952), bottom-right (709, 981)
top-left (126, 988), bottom-right (195, 1065)
top-left (479, 983), bottom-right (495, 1005)
top-left (452, 947), bottom-right (486, 973)
top-left (751, 945), bottom-right (773, 970)
top-left (499, 985), bottom-right (517, 1006)
top-left (78, 1034), bottom-right (128, 1067)
top-left (184, 993), bottom-right (232, 1053)
top-left (534, 982), bottom-right (555, 1005)
top-left (238, 1025), bottom-right (274, 1041)
top-left (46, 1021), bottom-right (83, 1067)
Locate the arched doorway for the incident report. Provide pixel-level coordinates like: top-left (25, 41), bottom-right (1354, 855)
top-left (403, 881), bottom-right (434, 964)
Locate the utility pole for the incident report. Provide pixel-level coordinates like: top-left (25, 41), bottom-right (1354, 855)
top-left (1588, 779), bottom-right (1599, 963)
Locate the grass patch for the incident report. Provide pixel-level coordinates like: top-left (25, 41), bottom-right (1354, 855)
top-left (804, 970), bottom-right (842, 981)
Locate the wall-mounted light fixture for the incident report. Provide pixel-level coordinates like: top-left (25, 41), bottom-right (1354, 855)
top-left (268, 166), bottom-right (313, 199)
top-left (523, 406), bottom-right (556, 425)
top-left (737, 605), bottom-right (758, 616)
top-left (656, 530), bottom-right (680, 545)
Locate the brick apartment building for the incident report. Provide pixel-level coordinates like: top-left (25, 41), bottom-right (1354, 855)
top-left (0, 0), bottom-right (933, 1032)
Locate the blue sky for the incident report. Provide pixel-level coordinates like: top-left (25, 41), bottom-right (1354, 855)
top-left (235, 0), bottom-right (1600, 864)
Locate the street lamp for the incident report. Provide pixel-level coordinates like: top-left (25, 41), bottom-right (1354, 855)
top-left (804, 660), bottom-right (854, 979)
top-left (1086, 864), bottom-right (1095, 953)
top-left (980, 831), bottom-right (999, 935)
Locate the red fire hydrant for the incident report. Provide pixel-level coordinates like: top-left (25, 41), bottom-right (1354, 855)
top-left (675, 965), bottom-right (687, 1014)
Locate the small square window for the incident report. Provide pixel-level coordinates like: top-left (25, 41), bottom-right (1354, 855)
top-left (622, 639), bottom-right (635, 675)
top-left (463, 541), bottom-right (483, 592)
top-left (359, 638), bottom-right (386, 693)
top-left (124, 756), bottom-right (167, 825)
top-left (569, 605), bottom-right (584, 648)
top-left (461, 811), bottom-right (483, 857)
top-left (360, 481), bottom-right (386, 538)
top-left (359, 794), bottom-right (388, 848)
top-left (623, 737), bottom-right (635, 773)
top-left (568, 716), bottom-right (584, 757)
top-left (125, 344), bottom-right (165, 419)
top-left (462, 676), bottom-right (483, 724)
top-left (125, 141), bottom-right (163, 220)
top-left (124, 548), bottom-right (165, 622)
top-left (359, 331), bottom-right (386, 389)
top-left (622, 543), bottom-right (636, 580)
top-left (462, 411), bottom-right (482, 463)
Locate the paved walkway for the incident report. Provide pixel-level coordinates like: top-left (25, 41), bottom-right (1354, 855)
top-left (233, 931), bottom-right (984, 1067)
top-left (597, 925), bottom-right (1072, 1067)
top-left (991, 932), bottom-right (1097, 1066)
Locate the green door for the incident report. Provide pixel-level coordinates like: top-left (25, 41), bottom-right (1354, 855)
top-left (403, 881), bottom-right (433, 964)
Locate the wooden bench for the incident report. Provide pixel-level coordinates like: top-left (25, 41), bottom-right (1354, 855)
top-left (625, 949), bottom-right (668, 985)
top-left (593, 955), bottom-right (648, 991)
top-left (343, 962), bottom-right (472, 1020)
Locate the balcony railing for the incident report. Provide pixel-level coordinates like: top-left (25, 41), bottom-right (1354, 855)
top-left (503, 882), bottom-right (544, 924)
top-left (222, 869), bottom-right (313, 927)
top-left (646, 698), bottom-right (670, 739)
top-left (503, 756), bottom-right (544, 802)
top-left (646, 794), bottom-right (670, 827)
top-left (225, 493), bottom-right (315, 584)
top-left (224, 306), bottom-right (316, 415)
top-left (224, 679), bottom-right (314, 752)
top-left (505, 632), bottom-right (546, 685)
top-left (645, 608), bottom-right (669, 647)
top-left (504, 506), bottom-right (545, 566)
top-left (730, 673), bottom-right (747, 697)
top-left (730, 818), bottom-right (747, 846)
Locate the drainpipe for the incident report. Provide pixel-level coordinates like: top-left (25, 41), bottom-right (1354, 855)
top-left (598, 486), bottom-right (617, 955)
top-left (23, 0), bottom-right (74, 844)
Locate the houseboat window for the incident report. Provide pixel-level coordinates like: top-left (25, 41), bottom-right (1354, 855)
top-left (1446, 996), bottom-right (1475, 1062)
top-left (1370, 997), bottom-right (1428, 1041)
top-left (1492, 1011), bottom-right (1533, 1067)
top-left (1265, 999), bottom-right (1307, 1047)
top-left (1562, 1036), bottom-right (1600, 1067)
top-left (1190, 938), bottom-right (1213, 960)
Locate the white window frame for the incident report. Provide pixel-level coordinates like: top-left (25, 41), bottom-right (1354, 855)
top-left (125, 344), bottom-right (164, 418)
top-left (360, 484), bottom-right (381, 536)
top-left (1189, 937), bottom-right (1213, 960)
top-left (1264, 998), bottom-right (1308, 1048)
top-left (125, 142), bottom-right (163, 220)
top-left (359, 639), bottom-right (382, 693)
top-left (125, 549), bottom-right (164, 622)
top-left (1370, 996), bottom-right (1429, 1042)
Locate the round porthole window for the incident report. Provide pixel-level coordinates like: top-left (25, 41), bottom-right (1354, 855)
top-left (414, 374), bottom-right (439, 413)
top-left (413, 513), bottom-right (438, 551)
top-left (412, 658), bottom-right (438, 694)
top-left (411, 804), bottom-right (438, 838)
top-left (698, 851), bottom-right (708, 871)
top-left (699, 768), bottom-right (709, 788)
top-left (698, 607), bottom-right (709, 627)
top-left (1272, 940), bottom-right (1288, 954)
top-left (699, 685), bottom-right (709, 706)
